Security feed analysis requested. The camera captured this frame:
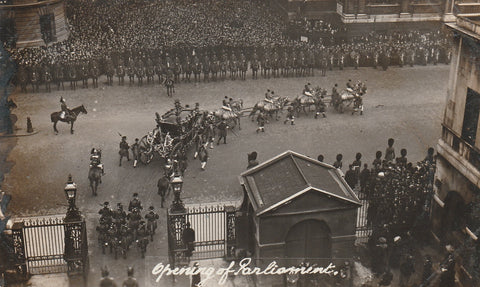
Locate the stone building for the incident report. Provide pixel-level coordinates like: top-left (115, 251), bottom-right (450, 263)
top-left (433, 16), bottom-right (480, 286)
top-left (0, 0), bottom-right (68, 48)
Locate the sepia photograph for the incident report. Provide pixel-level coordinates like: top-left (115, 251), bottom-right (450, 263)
top-left (0, 0), bottom-right (479, 286)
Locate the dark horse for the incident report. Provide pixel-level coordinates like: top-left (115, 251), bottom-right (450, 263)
top-left (50, 104), bottom-right (88, 134)
top-left (88, 166), bottom-right (102, 196)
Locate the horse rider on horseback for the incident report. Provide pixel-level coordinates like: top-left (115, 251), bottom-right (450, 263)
top-left (264, 89), bottom-right (274, 104)
top-left (303, 83), bottom-right (313, 96)
top-left (90, 148), bottom-right (105, 175)
top-left (222, 96), bottom-right (232, 111)
top-left (60, 97), bottom-right (71, 120)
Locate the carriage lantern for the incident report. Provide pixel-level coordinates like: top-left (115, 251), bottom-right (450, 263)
top-left (170, 174), bottom-right (186, 213)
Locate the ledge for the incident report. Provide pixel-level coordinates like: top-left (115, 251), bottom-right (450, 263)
top-left (0, 0), bottom-right (63, 9)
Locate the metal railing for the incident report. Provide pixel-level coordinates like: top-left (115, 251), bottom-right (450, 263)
top-left (441, 123), bottom-right (480, 172)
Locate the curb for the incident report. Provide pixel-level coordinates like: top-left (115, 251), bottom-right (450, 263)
top-left (0, 130), bottom-right (39, 138)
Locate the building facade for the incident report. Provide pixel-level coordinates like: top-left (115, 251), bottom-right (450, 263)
top-left (0, 0), bottom-right (68, 48)
top-left (271, 0), bottom-right (480, 29)
top-left (433, 16), bottom-right (480, 286)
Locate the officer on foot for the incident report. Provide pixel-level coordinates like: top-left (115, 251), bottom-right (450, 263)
top-left (131, 138), bottom-right (140, 168)
top-left (216, 120), bottom-right (228, 145)
top-left (284, 107), bottom-right (295, 125)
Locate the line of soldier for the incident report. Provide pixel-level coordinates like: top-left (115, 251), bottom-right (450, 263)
top-left (12, 29), bottom-right (450, 93)
top-left (96, 193), bottom-right (159, 260)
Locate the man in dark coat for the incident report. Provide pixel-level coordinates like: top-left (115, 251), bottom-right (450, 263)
top-left (359, 164), bottom-right (370, 196)
top-left (119, 136), bottom-right (130, 166)
top-left (131, 138), bottom-right (140, 168)
top-left (182, 222), bottom-right (195, 258)
top-left (247, 151), bottom-right (259, 169)
top-left (216, 120), bottom-right (228, 145)
top-left (345, 165), bottom-right (357, 189)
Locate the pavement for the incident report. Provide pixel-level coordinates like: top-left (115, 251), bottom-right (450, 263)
top-left (0, 64), bottom-right (450, 286)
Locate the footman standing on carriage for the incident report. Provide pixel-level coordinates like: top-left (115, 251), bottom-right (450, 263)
top-left (119, 136), bottom-right (130, 166)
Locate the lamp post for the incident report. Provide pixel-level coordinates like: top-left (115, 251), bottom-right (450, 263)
top-left (64, 174), bottom-right (81, 222)
top-left (170, 173), bottom-right (186, 213)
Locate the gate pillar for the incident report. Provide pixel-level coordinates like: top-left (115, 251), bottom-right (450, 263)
top-left (6, 222), bottom-right (28, 282)
top-left (225, 206), bottom-right (237, 260)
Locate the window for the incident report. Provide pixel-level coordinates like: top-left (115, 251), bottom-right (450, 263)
top-left (40, 13), bottom-right (55, 44)
top-left (0, 17), bottom-right (15, 47)
top-left (462, 88), bottom-right (480, 146)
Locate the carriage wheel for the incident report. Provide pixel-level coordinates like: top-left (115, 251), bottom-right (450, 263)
top-left (139, 136), bottom-right (153, 164)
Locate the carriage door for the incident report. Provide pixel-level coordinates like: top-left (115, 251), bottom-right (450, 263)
top-left (285, 219), bottom-right (331, 265)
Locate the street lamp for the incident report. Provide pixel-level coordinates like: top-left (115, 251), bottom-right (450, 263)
top-left (170, 174), bottom-right (186, 213)
top-left (64, 174), bottom-right (81, 222)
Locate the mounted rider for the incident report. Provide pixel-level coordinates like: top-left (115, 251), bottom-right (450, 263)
top-left (59, 97), bottom-right (71, 120)
top-left (264, 89), bottom-right (274, 104)
top-left (90, 148), bottom-right (105, 175)
top-left (222, 96), bottom-right (232, 111)
top-left (302, 83), bottom-right (313, 96)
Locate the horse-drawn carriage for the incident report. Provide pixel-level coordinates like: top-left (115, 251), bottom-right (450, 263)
top-left (138, 107), bottom-right (203, 165)
top-left (331, 82), bottom-right (366, 115)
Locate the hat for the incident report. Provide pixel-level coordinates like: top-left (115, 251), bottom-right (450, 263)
top-left (135, 138), bottom-right (139, 142)
top-left (122, 136), bottom-right (126, 140)
top-left (104, 201), bottom-right (109, 206)
top-left (149, 206), bottom-right (154, 210)
top-left (133, 193), bottom-right (138, 197)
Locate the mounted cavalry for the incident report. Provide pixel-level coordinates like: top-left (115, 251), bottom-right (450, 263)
top-left (215, 98), bottom-right (243, 130)
top-left (89, 148), bottom-right (105, 196)
top-left (50, 97), bottom-right (88, 134)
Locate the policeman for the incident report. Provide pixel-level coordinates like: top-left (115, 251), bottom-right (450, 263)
top-left (122, 267), bottom-right (139, 287)
top-left (128, 193), bottom-right (143, 212)
top-left (119, 136), bottom-right (130, 167)
top-left (99, 266), bottom-right (117, 287)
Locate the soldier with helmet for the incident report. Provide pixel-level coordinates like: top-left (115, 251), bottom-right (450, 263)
top-left (122, 267), bottom-right (139, 287)
top-left (128, 193), bottom-right (143, 212)
top-left (145, 206), bottom-right (159, 239)
top-left (100, 266), bottom-right (117, 287)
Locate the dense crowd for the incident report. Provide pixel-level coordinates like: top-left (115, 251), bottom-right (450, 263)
top-left (3, 0), bottom-right (453, 93)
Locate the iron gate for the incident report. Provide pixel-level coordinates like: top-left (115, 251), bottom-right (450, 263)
top-left (7, 215), bottom-right (89, 279)
top-left (167, 203), bottom-right (236, 266)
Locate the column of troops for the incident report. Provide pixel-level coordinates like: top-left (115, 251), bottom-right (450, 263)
top-left (13, 39), bottom-right (451, 93)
